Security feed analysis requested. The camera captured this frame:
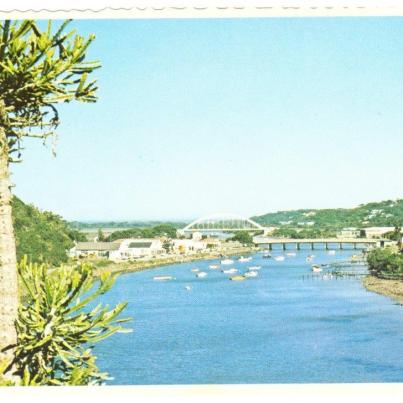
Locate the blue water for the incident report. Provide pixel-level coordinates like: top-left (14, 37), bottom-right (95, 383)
top-left (94, 249), bottom-right (403, 384)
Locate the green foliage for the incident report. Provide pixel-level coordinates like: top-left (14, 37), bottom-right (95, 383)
top-left (0, 19), bottom-right (100, 161)
top-left (2, 257), bottom-right (131, 385)
top-left (108, 224), bottom-right (178, 241)
top-left (12, 196), bottom-right (85, 265)
top-left (252, 199), bottom-right (403, 238)
top-left (367, 248), bottom-right (403, 278)
top-left (230, 231), bottom-right (253, 245)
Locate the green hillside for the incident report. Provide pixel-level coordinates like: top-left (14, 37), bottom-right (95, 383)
top-left (252, 199), bottom-right (403, 238)
top-left (12, 197), bottom-right (85, 265)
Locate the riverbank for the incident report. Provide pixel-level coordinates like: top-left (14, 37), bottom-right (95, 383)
top-left (363, 275), bottom-right (403, 304)
top-left (91, 246), bottom-right (258, 276)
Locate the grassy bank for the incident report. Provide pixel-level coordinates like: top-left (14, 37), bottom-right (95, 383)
top-left (91, 246), bottom-right (258, 276)
top-left (363, 275), bottom-right (403, 304)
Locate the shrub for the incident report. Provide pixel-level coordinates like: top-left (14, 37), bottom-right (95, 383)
top-left (367, 248), bottom-right (403, 277)
top-left (1, 257), bottom-right (131, 385)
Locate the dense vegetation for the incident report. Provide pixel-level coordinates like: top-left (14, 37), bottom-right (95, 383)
top-left (104, 224), bottom-right (178, 241)
top-left (253, 199), bottom-right (403, 238)
top-left (367, 248), bottom-right (403, 279)
top-left (70, 220), bottom-right (185, 230)
top-left (12, 197), bottom-right (85, 265)
top-left (230, 231), bottom-right (254, 245)
top-left (0, 258), bottom-right (130, 385)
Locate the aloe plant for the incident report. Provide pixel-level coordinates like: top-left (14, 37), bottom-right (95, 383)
top-left (2, 258), bottom-right (131, 385)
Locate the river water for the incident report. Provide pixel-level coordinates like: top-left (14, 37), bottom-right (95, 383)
top-left (94, 248), bottom-right (403, 384)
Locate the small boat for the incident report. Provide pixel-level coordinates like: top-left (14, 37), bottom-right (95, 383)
top-left (262, 253), bottom-right (272, 259)
top-left (222, 268), bottom-right (238, 274)
top-left (248, 266), bottom-right (262, 271)
top-left (274, 256), bottom-right (285, 262)
top-left (185, 285), bottom-right (192, 291)
top-left (230, 275), bottom-right (246, 281)
top-left (209, 264), bottom-right (220, 269)
top-left (238, 256), bottom-right (252, 262)
top-left (191, 268), bottom-right (200, 272)
top-left (306, 255), bottom-right (314, 262)
top-left (328, 250), bottom-right (336, 255)
top-left (153, 276), bottom-right (174, 281)
top-left (286, 252), bottom-right (296, 257)
top-left (221, 258), bottom-right (234, 265)
top-left (244, 271), bottom-right (258, 278)
top-left (311, 265), bottom-right (322, 273)
top-left (196, 271), bottom-right (208, 278)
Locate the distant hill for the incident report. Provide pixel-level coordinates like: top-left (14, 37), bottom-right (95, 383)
top-left (12, 197), bottom-right (85, 265)
top-left (252, 199), bottom-right (403, 238)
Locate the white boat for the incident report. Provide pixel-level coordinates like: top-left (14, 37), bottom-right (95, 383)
top-left (286, 252), bottom-right (296, 257)
top-left (311, 265), bottom-right (322, 273)
top-left (185, 285), bottom-right (192, 291)
top-left (248, 266), bottom-right (262, 271)
top-left (153, 276), bottom-right (174, 281)
top-left (244, 271), bottom-right (258, 278)
top-left (209, 264), bottom-right (220, 269)
top-left (306, 256), bottom-right (313, 262)
top-left (262, 253), bottom-right (272, 259)
top-left (221, 258), bottom-right (234, 265)
top-left (191, 268), bottom-right (199, 272)
top-left (238, 256), bottom-right (252, 262)
top-left (328, 250), bottom-right (336, 255)
top-left (223, 268), bottom-right (238, 274)
top-left (196, 271), bottom-right (208, 278)
top-left (274, 256), bottom-right (285, 262)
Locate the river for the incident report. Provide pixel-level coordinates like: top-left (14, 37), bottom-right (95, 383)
top-left (94, 248), bottom-right (403, 384)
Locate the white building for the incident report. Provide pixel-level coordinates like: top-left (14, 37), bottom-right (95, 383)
top-left (109, 239), bottom-right (164, 260)
top-left (69, 238), bottom-right (164, 261)
top-left (172, 239), bottom-right (206, 254)
top-left (68, 242), bottom-right (120, 258)
top-left (362, 227), bottom-right (399, 238)
top-left (337, 228), bottom-right (361, 238)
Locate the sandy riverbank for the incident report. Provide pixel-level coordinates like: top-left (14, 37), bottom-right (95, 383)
top-left (363, 275), bottom-right (403, 304)
top-left (92, 246), bottom-right (257, 276)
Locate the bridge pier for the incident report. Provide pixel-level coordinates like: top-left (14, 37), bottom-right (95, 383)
top-left (311, 242), bottom-right (314, 250)
top-left (296, 243), bottom-right (300, 250)
top-left (354, 243), bottom-right (357, 250)
top-left (339, 243), bottom-right (343, 250)
top-left (325, 242), bottom-right (329, 250)
top-left (282, 243), bottom-right (286, 251)
top-left (268, 244), bottom-right (272, 251)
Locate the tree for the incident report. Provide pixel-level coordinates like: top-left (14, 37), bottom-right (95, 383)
top-left (0, 20), bottom-right (100, 366)
top-left (1, 258), bottom-right (130, 385)
top-left (230, 231), bottom-right (253, 245)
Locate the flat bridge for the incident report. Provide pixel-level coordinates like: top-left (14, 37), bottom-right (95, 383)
top-left (253, 237), bottom-right (384, 250)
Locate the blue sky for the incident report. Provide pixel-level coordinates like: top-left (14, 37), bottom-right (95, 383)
top-left (12, 17), bottom-right (403, 221)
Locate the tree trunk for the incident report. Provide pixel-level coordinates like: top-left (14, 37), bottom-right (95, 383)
top-left (0, 110), bottom-right (18, 365)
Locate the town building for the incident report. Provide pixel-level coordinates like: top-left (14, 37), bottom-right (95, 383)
top-left (361, 227), bottom-right (399, 238)
top-left (337, 228), bottom-right (361, 238)
top-left (69, 238), bottom-right (164, 260)
top-left (172, 239), bottom-right (206, 254)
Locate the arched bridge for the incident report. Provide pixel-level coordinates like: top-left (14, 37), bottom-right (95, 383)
top-left (182, 213), bottom-right (265, 233)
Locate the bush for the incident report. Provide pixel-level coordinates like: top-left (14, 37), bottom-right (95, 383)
top-left (367, 248), bottom-right (403, 277)
top-left (1, 257), bottom-right (131, 385)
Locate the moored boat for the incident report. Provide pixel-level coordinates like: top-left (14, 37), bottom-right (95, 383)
top-left (221, 258), bottom-right (234, 265)
top-left (229, 275), bottom-right (246, 281)
top-left (311, 264), bottom-right (322, 273)
top-left (209, 264), bottom-right (220, 269)
top-left (153, 276), bottom-right (174, 281)
top-left (222, 268), bottom-right (238, 274)
top-left (286, 252), bottom-right (296, 257)
top-left (196, 271), bottom-right (208, 278)
top-left (238, 256), bottom-right (252, 262)
top-left (263, 253), bottom-right (272, 259)
top-left (328, 250), bottom-right (336, 255)
top-left (244, 271), bottom-right (258, 278)
top-left (248, 266), bottom-right (261, 271)
top-left (191, 268), bottom-right (199, 272)
top-left (274, 256), bottom-right (285, 262)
